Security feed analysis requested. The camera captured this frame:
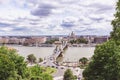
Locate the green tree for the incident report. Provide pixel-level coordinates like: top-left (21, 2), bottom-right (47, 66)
top-left (0, 46), bottom-right (53, 80)
top-left (83, 41), bottom-right (120, 80)
top-left (63, 69), bottom-right (76, 80)
top-left (29, 65), bottom-right (53, 80)
top-left (29, 65), bottom-right (43, 76)
top-left (30, 76), bottom-right (43, 80)
top-left (0, 46), bottom-right (30, 80)
top-left (79, 57), bottom-right (88, 65)
top-left (77, 38), bottom-right (88, 44)
top-left (69, 40), bottom-right (76, 44)
top-left (111, 0), bottom-right (120, 45)
top-left (39, 58), bottom-right (43, 63)
top-left (14, 55), bottom-right (30, 79)
top-left (45, 39), bottom-right (59, 44)
top-left (83, 1), bottom-right (120, 80)
top-left (42, 73), bottom-right (53, 80)
top-left (0, 54), bottom-right (15, 80)
top-left (27, 54), bottom-right (36, 64)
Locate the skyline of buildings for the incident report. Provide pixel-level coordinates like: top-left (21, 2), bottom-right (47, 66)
top-left (0, 32), bottom-right (109, 47)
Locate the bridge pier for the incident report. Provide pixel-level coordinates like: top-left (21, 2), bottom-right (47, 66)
top-left (52, 40), bottom-right (68, 63)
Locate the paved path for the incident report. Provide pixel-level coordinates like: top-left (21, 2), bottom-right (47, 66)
top-left (38, 44), bottom-right (83, 80)
top-left (53, 76), bottom-right (63, 80)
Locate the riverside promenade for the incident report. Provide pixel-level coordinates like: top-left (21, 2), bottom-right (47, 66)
top-left (38, 40), bottom-right (83, 80)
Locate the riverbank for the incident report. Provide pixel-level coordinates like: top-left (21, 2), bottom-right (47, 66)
top-left (2, 43), bottom-right (97, 47)
top-left (6, 45), bottom-right (95, 62)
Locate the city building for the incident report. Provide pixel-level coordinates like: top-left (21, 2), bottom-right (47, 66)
top-left (93, 36), bottom-right (109, 44)
top-left (68, 31), bottom-right (77, 41)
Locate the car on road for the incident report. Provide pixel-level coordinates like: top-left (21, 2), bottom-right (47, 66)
top-left (52, 66), bottom-right (55, 68)
top-left (60, 66), bottom-right (65, 69)
top-left (43, 62), bottom-right (46, 64)
top-left (56, 66), bottom-right (58, 69)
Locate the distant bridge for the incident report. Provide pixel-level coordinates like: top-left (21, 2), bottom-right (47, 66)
top-left (52, 40), bottom-right (68, 60)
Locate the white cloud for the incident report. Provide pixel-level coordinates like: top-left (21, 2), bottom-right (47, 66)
top-left (0, 0), bottom-right (117, 35)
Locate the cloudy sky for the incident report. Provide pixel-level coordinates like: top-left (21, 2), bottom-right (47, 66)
top-left (0, 0), bottom-right (117, 36)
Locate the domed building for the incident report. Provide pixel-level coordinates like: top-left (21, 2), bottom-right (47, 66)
top-left (68, 31), bottom-right (77, 41)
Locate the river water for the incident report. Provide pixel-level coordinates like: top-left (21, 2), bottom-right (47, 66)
top-left (9, 46), bottom-right (95, 61)
top-left (63, 47), bottom-right (95, 62)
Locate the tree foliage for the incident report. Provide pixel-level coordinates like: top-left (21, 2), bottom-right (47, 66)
top-left (83, 41), bottom-right (120, 80)
top-left (63, 69), bottom-right (76, 80)
top-left (29, 65), bottom-right (53, 80)
top-left (30, 65), bottom-right (43, 76)
top-left (77, 38), bottom-right (88, 44)
top-left (39, 58), bottom-right (43, 63)
top-left (42, 73), bottom-right (53, 80)
top-left (0, 46), bottom-right (30, 80)
top-left (69, 40), bottom-right (77, 44)
top-left (83, 1), bottom-right (120, 80)
top-left (111, 0), bottom-right (120, 45)
top-left (69, 38), bottom-right (88, 44)
top-left (0, 46), bottom-right (53, 80)
top-left (79, 57), bottom-right (88, 65)
top-left (27, 54), bottom-right (36, 64)
top-left (45, 39), bottom-right (59, 44)
top-left (0, 54), bottom-right (15, 80)
top-left (79, 57), bottom-right (88, 69)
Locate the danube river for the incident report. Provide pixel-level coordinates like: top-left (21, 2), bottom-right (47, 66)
top-left (63, 47), bottom-right (95, 62)
top-left (9, 46), bottom-right (95, 61)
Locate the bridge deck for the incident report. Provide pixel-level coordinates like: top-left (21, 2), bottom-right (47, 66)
top-left (52, 44), bottom-right (67, 59)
